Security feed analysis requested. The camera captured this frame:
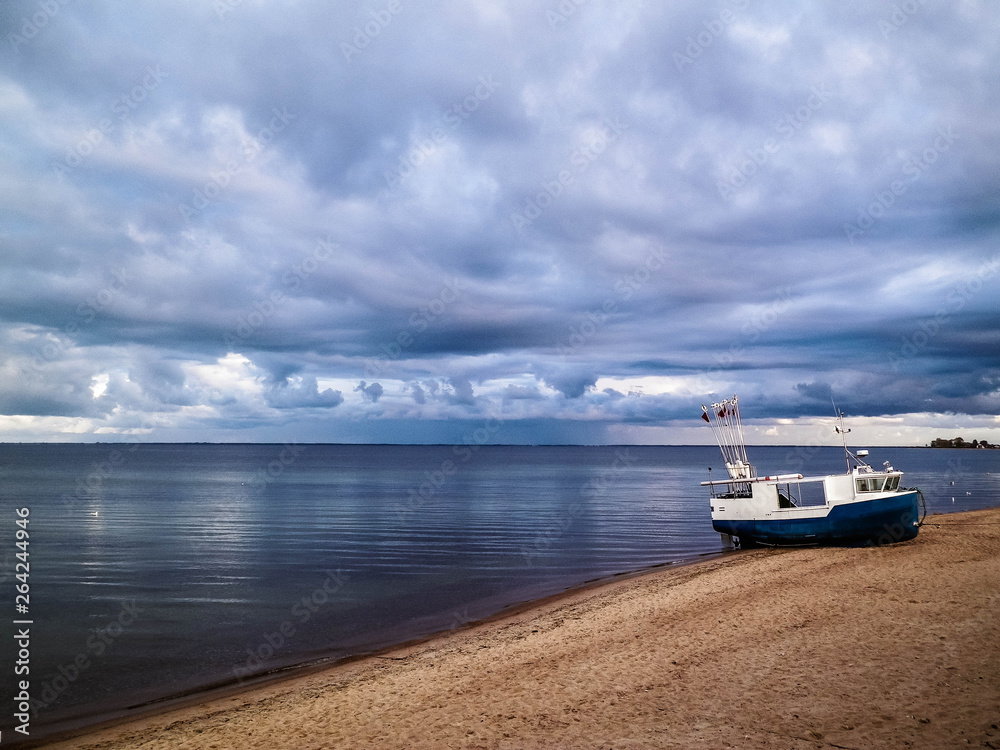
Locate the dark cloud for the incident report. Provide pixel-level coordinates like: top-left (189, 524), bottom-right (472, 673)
top-left (354, 380), bottom-right (384, 403)
top-left (795, 381), bottom-right (834, 403)
top-left (0, 1), bottom-right (998, 443)
top-left (502, 384), bottom-right (543, 400)
top-left (542, 371), bottom-right (598, 400)
top-left (266, 377), bottom-right (343, 410)
top-left (408, 382), bottom-right (426, 404)
top-left (447, 376), bottom-right (476, 406)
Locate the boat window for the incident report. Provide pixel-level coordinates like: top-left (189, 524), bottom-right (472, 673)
top-left (856, 476), bottom-right (892, 493)
top-left (855, 478), bottom-right (881, 492)
top-left (778, 488), bottom-right (795, 508)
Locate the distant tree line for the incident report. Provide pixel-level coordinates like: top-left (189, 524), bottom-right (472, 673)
top-left (929, 437), bottom-right (999, 449)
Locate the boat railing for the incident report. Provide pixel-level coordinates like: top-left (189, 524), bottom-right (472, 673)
top-left (702, 472), bottom-right (804, 500)
top-left (700, 473), bottom-right (805, 487)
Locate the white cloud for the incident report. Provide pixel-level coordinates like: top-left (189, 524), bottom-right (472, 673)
top-left (90, 373), bottom-right (110, 398)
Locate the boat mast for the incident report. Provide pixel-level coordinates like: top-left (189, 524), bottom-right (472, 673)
top-left (832, 398), bottom-right (851, 473)
top-left (701, 394), bottom-right (755, 480)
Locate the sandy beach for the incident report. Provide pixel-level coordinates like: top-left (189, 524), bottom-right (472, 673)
top-left (45, 506), bottom-right (1000, 750)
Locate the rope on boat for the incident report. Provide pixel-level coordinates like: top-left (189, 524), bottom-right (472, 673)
top-left (916, 488), bottom-right (927, 526)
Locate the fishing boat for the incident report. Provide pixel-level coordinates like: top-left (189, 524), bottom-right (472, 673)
top-left (700, 395), bottom-right (924, 547)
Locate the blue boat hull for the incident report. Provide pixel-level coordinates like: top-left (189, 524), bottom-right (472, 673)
top-left (713, 491), bottom-right (920, 545)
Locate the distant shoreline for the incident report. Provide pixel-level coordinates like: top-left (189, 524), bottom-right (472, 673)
top-left (919, 445), bottom-right (1000, 449)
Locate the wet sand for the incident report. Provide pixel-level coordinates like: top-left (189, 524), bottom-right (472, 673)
top-left (47, 506), bottom-right (1000, 749)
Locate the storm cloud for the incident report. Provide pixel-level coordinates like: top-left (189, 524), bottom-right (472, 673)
top-left (1, 0), bottom-right (998, 444)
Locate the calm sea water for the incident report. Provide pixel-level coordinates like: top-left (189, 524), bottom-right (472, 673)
top-left (1, 443), bottom-right (997, 740)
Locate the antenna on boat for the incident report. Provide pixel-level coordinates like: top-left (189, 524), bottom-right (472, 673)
top-left (701, 395), bottom-right (755, 481)
top-left (832, 397), bottom-right (851, 473)
top-left (831, 398), bottom-right (875, 473)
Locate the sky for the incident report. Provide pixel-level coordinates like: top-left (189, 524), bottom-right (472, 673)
top-left (1, 0), bottom-right (998, 446)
